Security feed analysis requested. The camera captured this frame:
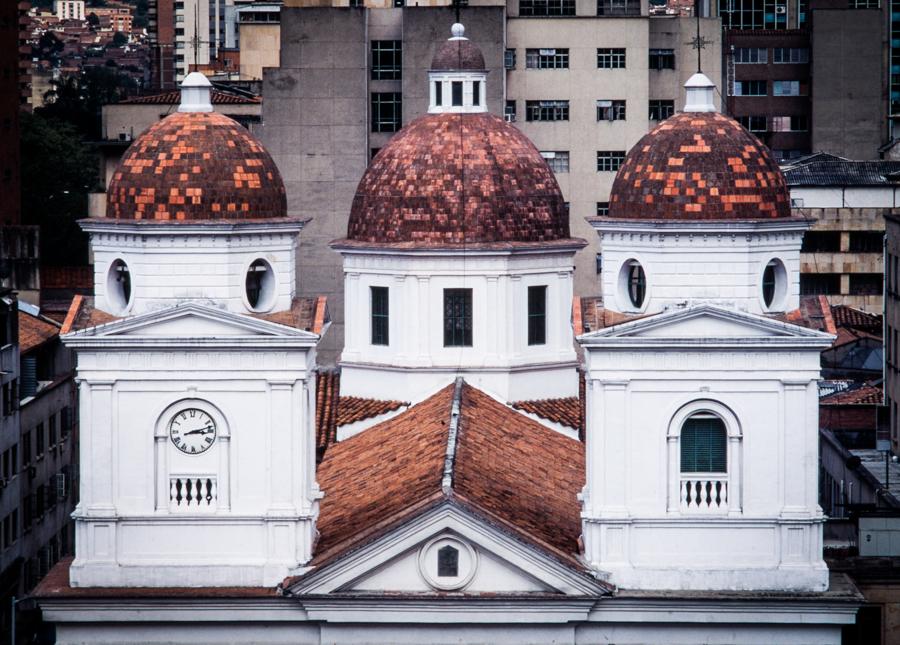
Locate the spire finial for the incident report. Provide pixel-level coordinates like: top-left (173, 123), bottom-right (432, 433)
top-left (683, 72), bottom-right (716, 113)
top-left (450, 22), bottom-right (465, 40)
top-left (179, 72), bottom-right (213, 113)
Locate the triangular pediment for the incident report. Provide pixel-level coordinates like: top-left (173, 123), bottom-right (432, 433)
top-left (62, 302), bottom-right (319, 342)
top-left (579, 304), bottom-right (834, 346)
top-left (289, 502), bottom-right (608, 597)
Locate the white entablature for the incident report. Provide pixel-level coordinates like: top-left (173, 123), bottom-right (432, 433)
top-left (62, 303), bottom-right (322, 587)
top-left (578, 305), bottom-right (834, 591)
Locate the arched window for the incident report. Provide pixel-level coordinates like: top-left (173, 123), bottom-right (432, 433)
top-left (762, 261), bottom-right (777, 307)
top-left (437, 545), bottom-right (459, 577)
top-left (680, 413), bottom-right (727, 473)
top-left (627, 261), bottom-right (646, 308)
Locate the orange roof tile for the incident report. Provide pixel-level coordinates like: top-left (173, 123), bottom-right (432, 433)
top-left (820, 383), bottom-right (883, 406)
top-left (18, 310), bottom-right (60, 353)
top-left (337, 396), bottom-right (407, 427)
top-left (510, 397), bottom-right (581, 431)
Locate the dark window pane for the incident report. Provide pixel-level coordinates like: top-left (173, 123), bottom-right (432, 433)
top-left (628, 262), bottom-right (645, 307)
top-left (848, 231), bottom-right (884, 253)
top-left (371, 92), bottom-right (402, 133)
top-left (451, 82), bottom-right (463, 107)
top-left (444, 289), bottom-right (473, 347)
top-left (519, 0), bottom-right (575, 16)
top-left (528, 286), bottom-right (547, 345)
top-left (849, 274), bottom-right (883, 296)
top-left (371, 40), bottom-right (402, 80)
top-left (681, 415), bottom-right (727, 473)
top-left (437, 545), bottom-right (459, 577)
top-left (435, 82), bottom-right (443, 106)
top-left (649, 49), bottom-right (675, 70)
top-left (801, 231), bottom-right (841, 252)
top-left (800, 273), bottom-right (842, 295)
top-left (762, 262), bottom-right (776, 307)
top-left (371, 286), bottom-right (389, 346)
top-left (472, 81), bottom-right (480, 106)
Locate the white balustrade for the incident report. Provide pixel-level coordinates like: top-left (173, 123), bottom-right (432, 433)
top-left (679, 476), bottom-right (728, 513)
top-left (169, 476), bottom-right (217, 511)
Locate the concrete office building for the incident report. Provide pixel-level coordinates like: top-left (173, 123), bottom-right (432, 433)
top-left (259, 2), bottom-right (721, 360)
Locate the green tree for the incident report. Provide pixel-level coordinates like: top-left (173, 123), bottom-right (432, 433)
top-left (87, 12), bottom-right (99, 27)
top-left (40, 67), bottom-right (139, 139)
top-left (111, 31), bottom-right (128, 47)
top-left (19, 112), bottom-right (98, 266)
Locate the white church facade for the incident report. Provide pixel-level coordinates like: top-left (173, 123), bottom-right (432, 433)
top-left (35, 29), bottom-right (861, 644)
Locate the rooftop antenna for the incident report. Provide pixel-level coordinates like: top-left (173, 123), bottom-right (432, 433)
top-left (686, 0), bottom-right (711, 73)
top-left (452, 0), bottom-right (461, 26)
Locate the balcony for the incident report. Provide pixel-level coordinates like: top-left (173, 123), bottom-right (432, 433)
top-left (679, 476), bottom-right (729, 513)
top-left (169, 476), bottom-right (217, 511)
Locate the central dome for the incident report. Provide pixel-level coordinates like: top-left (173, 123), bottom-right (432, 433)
top-left (346, 112), bottom-right (571, 247)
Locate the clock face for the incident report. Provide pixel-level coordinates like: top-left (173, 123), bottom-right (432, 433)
top-left (169, 408), bottom-right (217, 455)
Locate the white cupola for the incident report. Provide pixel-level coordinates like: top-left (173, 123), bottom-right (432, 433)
top-left (428, 23), bottom-right (488, 114)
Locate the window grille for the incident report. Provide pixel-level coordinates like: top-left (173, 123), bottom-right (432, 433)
top-left (597, 0), bottom-right (640, 14)
top-left (519, 0), bottom-right (575, 16)
top-left (733, 47), bottom-right (767, 64)
top-left (680, 415), bottom-right (727, 473)
top-left (737, 115), bottom-right (767, 132)
top-left (597, 48), bottom-right (626, 68)
top-left (371, 40), bottom-right (402, 80)
top-left (525, 100), bottom-right (569, 121)
top-left (371, 286), bottom-right (389, 346)
top-left (443, 289), bottom-right (473, 347)
top-left (540, 151), bottom-right (569, 173)
top-left (525, 48), bottom-right (569, 69)
top-left (371, 92), bottom-right (402, 133)
top-left (648, 49), bottom-right (675, 70)
top-left (648, 99), bottom-right (674, 120)
top-left (596, 151), bottom-right (626, 172)
top-left (773, 47), bottom-right (809, 63)
top-left (527, 286), bottom-right (547, 346)
top-left (596, 100), bottom-right (626, 121)
top-left (733, 80), bottom-right (767, 96)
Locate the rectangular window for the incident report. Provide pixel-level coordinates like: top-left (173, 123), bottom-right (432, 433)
top-left (525, 100), bottom-right (569, 122)
top-left (371, 92), bottom-right (402, 133)
top-left (49, 414), bottom-right (57, 446)
top-left (505, 100), bottom-right (517, 122)
top-left (525, 48), bottom-right (569, 69)
top-left (371, 40), bottom-right (402, 81)
top-left (371, 286), bottom-right (389, 346)
top-left (597, 48), bottom-right (626, 69)
top-left (849, 274), bottom-right (884, 295)
top-left (435, 81), bottom-right (443, 106)
top-left (528, 286), bottom-right (547, 346)
top-left (801, 231), bottom-right (841, 252)
top-left (597, 0), bottom-right (640, 13)
top-left (737, 115), bottom-right (767, 132)
top-left (22, 432), bottom-right (30, 466)
top-left (597, 100), bottom-right (626, 121)
top-left (849, 231), bottom-right (884, 252)
top-left (540, 151), bottom-right (570, 173)
top-left (451, 81), bottom-right (463, 107)
top-left (773, 47), bottom-right (809, 63)
top-left (596, 202), bottom-right (609, 216)
top-left (36, 423), bottom-right (44, 457)
top-left (649, 99), bottom-right (674, 121)
top-left (472, 81), bottom-right (480, 106)
top-left (771, 115), bottom-right (808, 132)
top-left (800, 274), bottom-right (841, 295)
top-left (519, 0), bottom-right (575, 16)
top-left (773, 80), bottom-right (807, 96)
top-left (733, 47), bottom-right (767, 64)
top-left (733, 80), bottom-right (767, 96)
top-left (597, 151), bottom-right (626, 172)
top-left (505, 48), bottom-right (517, 69)
top-left (649, 49), bottom-right (675, 70)
top-left (443, 289), bottom-right (473, 347)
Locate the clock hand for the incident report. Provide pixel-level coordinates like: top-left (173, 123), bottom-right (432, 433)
top-left (183, 426), bottom-right (214, 436)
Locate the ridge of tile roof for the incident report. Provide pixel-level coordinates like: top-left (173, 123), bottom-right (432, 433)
top-left (19, 309), bottom-right (61, 354)
top-left (820, 383), bottom-right (883, 406)
top-left (313, 381), bottom-right (587, 574)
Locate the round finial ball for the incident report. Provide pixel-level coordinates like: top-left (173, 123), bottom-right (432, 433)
top-left (451, 23), bottom-right (465, 38)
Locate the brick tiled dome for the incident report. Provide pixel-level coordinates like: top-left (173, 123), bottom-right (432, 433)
top-left (431, 38), bottom-right (485, 71)
top-left (106, 111), bottom-right (287, 221)
top-left (345, 113), bottom-right (571, 247)
top-left (608, 112), bottom-right (791, 220)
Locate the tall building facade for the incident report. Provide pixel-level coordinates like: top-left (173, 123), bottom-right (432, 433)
top-left (258, 2), bottom-right (722, 361)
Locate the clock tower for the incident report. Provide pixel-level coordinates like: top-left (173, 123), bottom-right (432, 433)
top-left (61, 74), bottom-right (327, 588)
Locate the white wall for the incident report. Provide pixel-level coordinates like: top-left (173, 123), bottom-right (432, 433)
top-left (337, 247), bottom-right (581, 403)
top-left (790, 186), bottom-right (900, 209)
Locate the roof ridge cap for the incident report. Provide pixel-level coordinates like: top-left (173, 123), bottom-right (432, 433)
top-left (441, 378), bottom-right (464, 496)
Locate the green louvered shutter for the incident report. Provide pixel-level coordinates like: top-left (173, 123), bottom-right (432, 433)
top-left (680, 416), bottom-right (727, 473)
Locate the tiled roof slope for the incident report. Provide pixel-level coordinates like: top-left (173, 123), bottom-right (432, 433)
top-left (431, 38), bottom-right (485, 71)
top-left (342, 113), bottom-right (578, 248)
top-left (106, 111), bottom-right (286, 221)
top-left (831, 305), bottom-right (882, 335)
top-left (314, 381), bottom-right (587, 572)
top-left (337, 396), bottom-right (406, 426)
top-left (19, 310), bottom-right (60, 353)
top-left (606, 112), bottom-right (791, 220)
top-left (783, 160), bottom-right (900, 187)
top-left (315, 370), bottom-right (340, 463)
top-left (820, 383), bottom-right (883, 406)
top-left (120, 90), bottom-right (261, 105)
top-left (511, 397), bottom-right (581, 431)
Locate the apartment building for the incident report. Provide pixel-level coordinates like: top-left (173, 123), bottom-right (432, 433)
top-left (259, 2), bottom-right (722, 360)
top-left (53, 0), bottom-right (85, 21)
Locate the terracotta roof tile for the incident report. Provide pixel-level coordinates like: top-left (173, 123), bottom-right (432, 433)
top-left (510, 398), bottom-right (581, 431)
top-left (120, 90), bottom-right (261, 105)
top-left (18, 310), bottom-right (59, 353)
top-left (775, 295), bottom-right (837, 335)
top-left (252, 297), bottom-right (322, 332)
top-left (820, 383), bottom-right (883, 406)
top-left (607, 112), bottom-right (792, 221)
top-left (831, 305), bottom-right (882, 335)
top-left (578, 297), bottom-right (644, 333)
top-left (431, 38), bottom-right (485, 71)
top-left (60, 296), bottom-right (118, 334)
top-left (315, 370), bottom-right (340, 463)
top-left (343, 113), bottom-right (580, 249)
top-left (106, 111), bottom-right (286, 221)
top-left (337, 396), bottom-right (407, 427)
top-left (314, 382), bottom-right (589, 573)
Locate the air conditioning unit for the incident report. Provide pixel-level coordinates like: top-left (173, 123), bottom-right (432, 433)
top-left (504, 114), bottom-right (515, 123)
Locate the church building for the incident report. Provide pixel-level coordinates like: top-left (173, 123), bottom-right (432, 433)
top-left (34, 26), bottom-right (861, 644)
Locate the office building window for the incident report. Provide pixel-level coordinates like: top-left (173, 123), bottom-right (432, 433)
top-left (733, 47), bottom-right (767, 64)
top-left (505, 48), bottom-right (517, 69)
top-left (527, 286), bottom-right (547, 346)
top-left (444, 289), bottom-right (473, 347)
top-left (596, 202), bottom-right (610, 216)
top-left (800, 274), bottom-right (841, 295)
top-left (801, 231), bottom-right (841, 252)
top-left (597, 151), bottom-right (626, 172)
top-left (371, 286), bottom-right (389, 346)
top-left (371, 92), bottom-right (401, 132)
top-left (849, 231), bottom-right (884, 252)
top-left (452, 81), bottom-right (463, 106)
top-left (649, 49), bottom-right (675, 70)
top-left (519, 0), bottom-right (576, 15)
top-left (540, 151), bottom-right (570, 173)
top-left (525, 100), bottom-right (569, 121)
top-left (773, 47), bottom-right (809, 63)
top-left (733, 80), bottom-right (767, 96)
top-left (371, 40), bottom-right (402, 80)
top-left (649, 99), bottom-right (674, 120)
top-left (771, 115), bottom-right (808, 132)
top-left (526, 48), bottom-right (569, 69)
top-left (597, 100), bottom-right (626, 121)
top-left (773, 80), bottom-right (807, 96)
top-left (597, 48), bottom-right (626, 68)
top-left (737, 115), bottom-right (767, 132)
top-left (597, 0), bottom-right (640, 13)
top-left (849, 274), bottom-right (883, 296)
top-left (505, 100), bottom-right (517, 122)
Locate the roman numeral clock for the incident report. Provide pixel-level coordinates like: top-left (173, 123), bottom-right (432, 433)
top-left (169, 408), bottom-right (217, 455)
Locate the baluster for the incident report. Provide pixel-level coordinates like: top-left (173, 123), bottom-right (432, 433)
top-left (680, 479), bottom-right (689, 508)
top-left (209, 478), bottom-right (217, 506)
top-left (170, 478), bottom-right (178, 506)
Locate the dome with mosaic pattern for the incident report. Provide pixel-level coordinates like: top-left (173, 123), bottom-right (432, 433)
top-left (106, 90), bottom-right (286, 221)
top-left (607, 111), bottom-right (792, 220)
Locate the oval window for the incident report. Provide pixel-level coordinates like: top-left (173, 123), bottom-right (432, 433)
top-left (627, 261), bottom-right (646, 308)
top-left (106, 259), bottom-right (132, 313)
top-left (760, 258), bottom-right (787, 311)
top-left (245, 258), bottom-right (275, 311)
